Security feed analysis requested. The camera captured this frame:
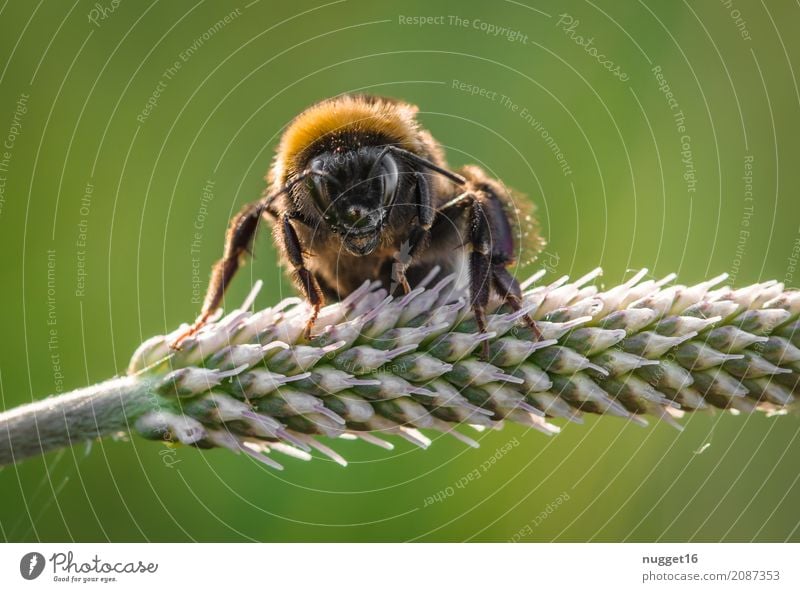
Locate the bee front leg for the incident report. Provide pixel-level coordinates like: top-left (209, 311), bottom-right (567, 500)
top-left (281, 214), bottom-right (324, 339)
top-left (171, 202), bottom-right (262, 349)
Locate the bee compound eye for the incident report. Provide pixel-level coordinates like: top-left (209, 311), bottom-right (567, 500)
top-left (381, 154), bottom-right (399, 207)
top-left (308, 172), bottom-right (332, 217)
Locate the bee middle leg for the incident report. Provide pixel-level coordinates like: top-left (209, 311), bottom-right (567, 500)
top-left (429, 191), bottom-right (492, 358)
top-left (435, 189), bottom-right (540, 359)
top-left (389, 171), bottom-right (434, 294)
top-left (477, 184), bottom-right (542, 341)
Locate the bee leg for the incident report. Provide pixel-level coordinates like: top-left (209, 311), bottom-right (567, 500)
top-left (475, 180), bottom-right (541, 341)
top-left (431, 190), bottom-right (493, 358)
top-left (391, 172), bottom-right (434, 295)
top-left (491, 264), bottom-right (542, 340)
top-left (438, 194), bottom-right (492, 358)
top-left (390, 253), bottom-right (412, 294)
top-left (281, 214), bottom-right (324, 339)
top-left (467, 197), bottom-right (493, 360)
top-left (437, 187), bottom-right (543, 356)
top-left (171, 202), bottom-right (262, 349)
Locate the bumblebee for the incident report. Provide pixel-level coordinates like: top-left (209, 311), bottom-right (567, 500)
top-left (176, 94), bottom-right (543, 356)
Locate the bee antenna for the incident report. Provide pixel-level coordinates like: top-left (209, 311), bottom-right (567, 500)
top-left (383, 145), bottom-right (466, 186)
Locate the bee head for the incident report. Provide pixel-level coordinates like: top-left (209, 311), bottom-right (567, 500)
top-left (304, 147), bottom-right (400, 256)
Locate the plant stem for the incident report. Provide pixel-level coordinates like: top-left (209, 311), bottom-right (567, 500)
top-left (0, 376), bottom-right (155, 466)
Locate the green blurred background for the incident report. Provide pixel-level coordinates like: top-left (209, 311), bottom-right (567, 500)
top-left (1, 0), bottom-right (799, 542)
